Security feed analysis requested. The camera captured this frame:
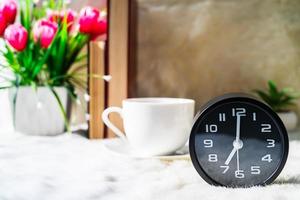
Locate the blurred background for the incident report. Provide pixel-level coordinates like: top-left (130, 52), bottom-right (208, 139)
top-left (132, 0), bottom-right (300, 111)
top-left (1, 0), bottom-right (300, 133)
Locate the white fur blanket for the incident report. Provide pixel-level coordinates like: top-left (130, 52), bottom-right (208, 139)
top-left (0, 132), bottom-right (300, 200)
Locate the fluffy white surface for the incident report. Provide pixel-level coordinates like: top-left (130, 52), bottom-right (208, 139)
top-left (0, 132), bottom-right (300, 200)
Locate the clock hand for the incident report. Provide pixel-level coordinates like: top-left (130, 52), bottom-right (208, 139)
top-left (235, 114), bottom-right (241, 141)
top-left (235, 114), bottom-right (243, 175)
top-left (236, 149), bottom-right (240, 171)
top-left (225, 140), bottom-right (243, 165)
top-left (224, 115), bottom-right (243, 165)
top-left (225, 147), bottom-right (237, 165)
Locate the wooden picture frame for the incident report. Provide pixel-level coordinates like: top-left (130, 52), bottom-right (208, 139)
top-left (105, 0), bottom-right (129, 138)
top-left (88, 41), bottom-right (106, 139)
top-left (88, 0), bottom-right (132, 139)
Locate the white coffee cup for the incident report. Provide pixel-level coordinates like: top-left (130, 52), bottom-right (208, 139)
top-left (102, 98), bottom-right (195, 156)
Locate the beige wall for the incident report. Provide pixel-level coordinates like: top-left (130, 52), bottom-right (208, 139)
top-left (134, 0), bottom-right (300, 110)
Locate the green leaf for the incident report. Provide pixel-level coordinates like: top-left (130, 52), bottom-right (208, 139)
top-left (54, 24), bottom-right (68, 76)
top-left (32, 33), bottom-right (59, 78)
top-left (254, 80), bottom-right (300, 112)
top-left (74, 54), bottom-right (88, 63)
top-left (254, 90), bottom-right (271, 103)
top-left (0, 85), bottom-right (13, 90)
top-left (2, 45), bottom-right (20, 73)
top-left (48, 0), bottom-right (56, 9)
top-left (11, 78), bottom-right (20, 128)
top-left (20, 0), bottom-right (32, 31)
top-left (48, 86), bottom-right (71, 133)
top-left (268, 80), bottom-right (279, 99)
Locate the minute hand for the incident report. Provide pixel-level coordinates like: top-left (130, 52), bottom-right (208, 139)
top-left (235, 114), bottom-right (241, 141)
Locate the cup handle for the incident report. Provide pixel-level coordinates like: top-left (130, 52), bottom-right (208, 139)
top-left (102, 107), bottom-right (126, 140)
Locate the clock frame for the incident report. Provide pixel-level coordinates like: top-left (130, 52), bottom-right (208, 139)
top-left (189, 94), bottom-right (289, 187)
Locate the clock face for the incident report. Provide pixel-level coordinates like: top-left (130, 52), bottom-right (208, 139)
top-left (189, 94), bottom-right (289, 187)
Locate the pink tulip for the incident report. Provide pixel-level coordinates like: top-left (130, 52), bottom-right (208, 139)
top-left (0, 0), bottom-right (17, 24)
top-left (4, 24), bottom-right (28, 51)
top-left (90, 17), bottom-right (107, 40)
top-left (78, 7), bottom-right (106, 35)
top-left (33, 19), bottom-right (58, 48)
top-left (78, 7), bottom-right (107, 40)
top-left (0, 13), bottom-right (7, 36)
top-left (78, 6), bottom-right (100, 34)
top-left (48, 9), bottom-right (77, 31)
top-left (47, 10), bottom-right (60, 22)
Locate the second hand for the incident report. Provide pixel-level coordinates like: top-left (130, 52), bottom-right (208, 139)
top-left (236, 149), bottom-right (240, 171)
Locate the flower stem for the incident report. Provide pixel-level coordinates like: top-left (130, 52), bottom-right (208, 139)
top-left (49, 86), bottom-right (71, 134)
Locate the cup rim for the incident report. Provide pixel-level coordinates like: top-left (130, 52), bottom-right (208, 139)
top-left (123, 97), bottom-right (195, 105)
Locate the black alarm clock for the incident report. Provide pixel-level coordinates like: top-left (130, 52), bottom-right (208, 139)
top-left (189, 94), bottom-right (289, 187)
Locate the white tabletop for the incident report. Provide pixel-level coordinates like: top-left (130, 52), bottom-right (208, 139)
top-left (0, 131), bottom-right (300, 200)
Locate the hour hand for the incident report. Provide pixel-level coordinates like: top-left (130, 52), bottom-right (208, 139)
top-left (224, 140), bottom-right (243, 165)
top-left (225, 147), bottom-right (237, 165)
